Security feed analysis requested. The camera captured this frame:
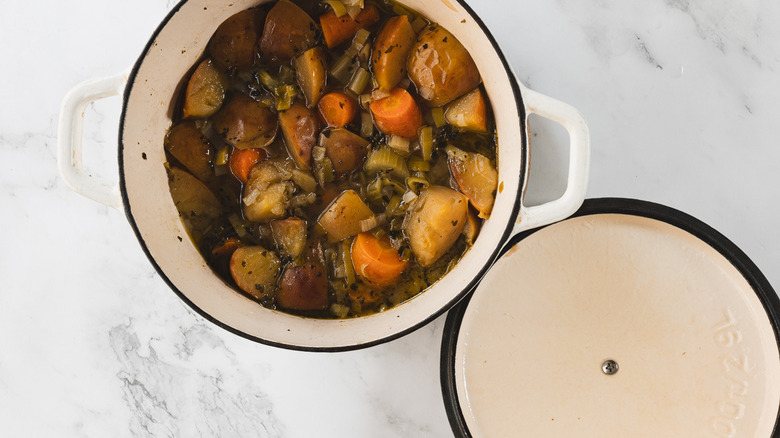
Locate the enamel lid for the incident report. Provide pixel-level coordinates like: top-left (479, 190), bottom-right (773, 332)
top-left (441, 198), bottom-right (780, 437)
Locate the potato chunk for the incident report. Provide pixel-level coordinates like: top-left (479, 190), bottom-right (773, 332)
top-left (167, 167), bottom-right (221, 236)
top-left (294, 47), bottom-right (328, 108)
top-left (182, 58), bottom-right (229, 119)
top-left (245, 182), bottom-right (293, 223)
top-left (243, 160), bottom-right (293, 222)
top-left (165, 121), bottom-right (214, 184)
top-left (446, 146), bottom-right (498, 218)
top-left (277, 262), bottom-right (329, 310)
top-left (404, 185), bottom-right (468, 267)
top-left (444, 87), bottom-right (489, 133)
top-left (371, 15), bottom-right (416, 91)
top-left (279, 102), bottom-right (321, 170)
top-left (270, 217), bottom-right (307, 258)
top-left (408, 26), bottom-right (480, 106)
top-left (317, 190), bottom-right (375, 242)
top-left (260, 0), bottom-right (318, 63)
top-left (319, 128), bottom-right (370, 176)
top-left (212, 93), bottom-right (278, 149)
top-left (208, 8), bottom-right (265, 70)
top-left (229, 246), bottom-right (281, 300)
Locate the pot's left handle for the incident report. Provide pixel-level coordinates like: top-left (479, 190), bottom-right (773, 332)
top-left (57, 73), bottom-right (128, 210)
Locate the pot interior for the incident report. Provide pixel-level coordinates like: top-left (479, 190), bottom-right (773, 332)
top-left (120, 0), bottom-right (525, 350)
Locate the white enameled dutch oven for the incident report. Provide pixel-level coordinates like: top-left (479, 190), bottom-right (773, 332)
top-left (57, 0), bottom-right (589, 351)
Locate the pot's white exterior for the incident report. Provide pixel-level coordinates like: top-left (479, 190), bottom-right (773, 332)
top-left (59, 0), bottom-right (589, 350)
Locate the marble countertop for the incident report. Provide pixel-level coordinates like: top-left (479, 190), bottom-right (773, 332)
top-left (2, 0), bottom-right (778, 436)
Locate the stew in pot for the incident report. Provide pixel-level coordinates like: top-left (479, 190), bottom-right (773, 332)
top-left (164, 0), bottom-right (498, 318)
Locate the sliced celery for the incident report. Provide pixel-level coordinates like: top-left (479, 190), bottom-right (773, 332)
top-left (348, 67), bottom-right (370, 95)
top-left (364, 147), bottom-right (410, 178)
top-left (419, 126), bottom-right (434, 161)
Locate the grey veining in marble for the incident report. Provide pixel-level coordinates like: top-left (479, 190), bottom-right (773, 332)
top-left (1, 0), bottom-right (778, 436)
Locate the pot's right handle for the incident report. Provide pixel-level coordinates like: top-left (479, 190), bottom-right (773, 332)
top-left (513, 87), bottom-right (590, 234)
top-left (57, 73), bottom-right (128, 210)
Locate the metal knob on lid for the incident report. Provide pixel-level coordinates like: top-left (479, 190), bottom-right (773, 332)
top-left (441, 199), bottom-right (780, 437)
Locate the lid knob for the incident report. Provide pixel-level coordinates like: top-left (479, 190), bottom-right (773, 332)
top-left (601, 359), bottom-right (619, 375)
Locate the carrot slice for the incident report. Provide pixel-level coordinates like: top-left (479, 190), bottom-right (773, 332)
top-left (212, 237), bottom-right (242, 258)
top-left (229, 148), bottom-right (267, 183)
top-left (318, 92), bottom-right (358, 128)
top-left (351, 232), bottom-right (408, 287)
top-left (372, 15), bottom-right (416, 91)
top-left (369, 88), bottom-right (422, 139)
top-left (319, 4), bottom-right (380, 49)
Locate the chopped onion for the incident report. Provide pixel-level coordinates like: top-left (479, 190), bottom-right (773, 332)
top-left (353, 28), bottom-right (371, 49)
top-left (388, 135), bottom-right (410, 154)
top-left (313, 145), bottom-right (327, 162)
top-left (359, 215), bottom-right (379, 232)
top-left (324, 0), bottom-right (348, 17)
top-left (360, 112), bottom-right (374, 138)
top-left (371, 88), bottom-right (391, 101)
top-left (330, 303), bottom-right (350, 319)
top-left (402, 190), bottom-right (419, 205)
top-left (333, 263), bottom-right (346, 279)
top-left (243, 183), bottom-right (262, 206)
top-left (346, 4), bottom-right (362, 18)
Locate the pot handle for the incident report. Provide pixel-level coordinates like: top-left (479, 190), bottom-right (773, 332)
top-left (513, 87), bottom-right (590, 234)
top-left (57, 73), bottom-right (128, 210)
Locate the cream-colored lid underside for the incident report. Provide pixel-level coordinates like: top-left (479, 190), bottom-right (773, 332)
top-left (455, 213), bottom-right (780, 437)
